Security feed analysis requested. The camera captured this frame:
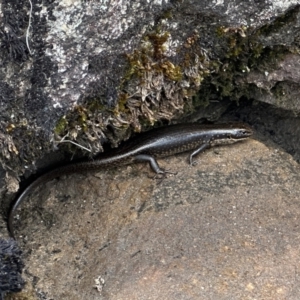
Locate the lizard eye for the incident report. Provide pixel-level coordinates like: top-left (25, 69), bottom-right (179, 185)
top-left (242, 129), bottom-right (251, 135)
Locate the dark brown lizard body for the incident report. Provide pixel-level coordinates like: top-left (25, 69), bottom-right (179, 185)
top-left (8, 123), bottom-right (253, 238)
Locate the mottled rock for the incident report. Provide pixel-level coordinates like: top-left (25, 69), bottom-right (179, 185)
top-left (0, 238), bottom-right (24, 299)
top-left (1, 1), bottom-right (300, 175)
top-left (240, 54), bottom-right (300, 111)
top-left (1, 1), bottom-right (300, 297)
top-left (7, 135), bottom-right (300, 299)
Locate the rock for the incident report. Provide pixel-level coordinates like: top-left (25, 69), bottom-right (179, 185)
top-left (1, 1), bottom-right (300, 297)
top-left (1, 1), bottom-right (300, 175)
top-left (8, 136), bottom-right (300, 299)
top-left (240, 54), bottom-right (300, 111)
top-left (0, 238), bottom-right (24, 299)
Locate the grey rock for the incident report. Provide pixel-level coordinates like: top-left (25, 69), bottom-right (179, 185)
top-left (0, 0), bottom-right (300, 176)
top-left (1, 1), bottom-right (300, 297)
top-left (240, 54), bottom-right (300, 111)
top-left (0, 238), bottom-right (24, 299)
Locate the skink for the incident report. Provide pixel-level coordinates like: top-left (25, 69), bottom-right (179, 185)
top-left (8, 123), bottom-right (253, 238)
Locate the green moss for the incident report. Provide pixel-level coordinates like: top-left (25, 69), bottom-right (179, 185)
top-left (115, 92), bottom-right (129, 113)
top-left (161, 9), bottom-right (173, 20)
top-left (5, 290), bottom-right (38, 300)
top-left (54, 97), bottom-right (111, 140)
top-left (74, 106), bottom-right (88, 132)
top-left (87, 99), bottom-right (106, 113)
top-left (123, 31), bottom-right (184, 85)
top-left (123, 28), bottom-right (210, 109)
top-left (54, 105), bottom-right (94, 138)
top-left (198, 9), bottom-right (296, 103)
top-left (160, 60), bottom-right (182, 81)
top-left (5, 123), bottom-right (16, 133)
top-left (54, 115), bottom-right (68, 135)
top-left (146, 31), bottom-right (170, 59)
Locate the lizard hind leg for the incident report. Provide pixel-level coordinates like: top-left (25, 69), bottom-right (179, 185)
top-left (134, 154), bottom-right (165, 174)
top-left (189, 143), bottom-right (210, 165)
top-left (134, 154), bottom-right (177, 178)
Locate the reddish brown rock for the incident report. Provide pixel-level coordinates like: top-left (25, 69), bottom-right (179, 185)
top-left (6, 136), bottom-right (300, 299)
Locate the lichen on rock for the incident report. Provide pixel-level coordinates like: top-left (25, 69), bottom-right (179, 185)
top-left (1, 0), bottom-right (300, 177)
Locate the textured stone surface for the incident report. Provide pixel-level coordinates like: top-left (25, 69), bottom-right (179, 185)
top-left (225, 101), bottom-right (300, 163)
top-left (240, 54), bottom-right (300, 111)
top-left (1, 1), bottom-right (300, 297)
top-left (5, 135), bottom-right (300, 299)
top-left (1, 1), bottom-right (300, 176)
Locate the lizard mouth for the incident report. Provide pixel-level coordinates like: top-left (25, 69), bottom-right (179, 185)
top-left (211, 136), bottom-right (249, 146)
